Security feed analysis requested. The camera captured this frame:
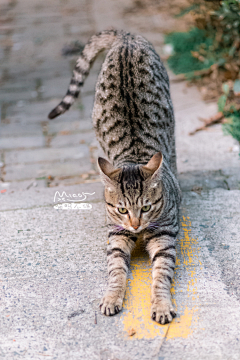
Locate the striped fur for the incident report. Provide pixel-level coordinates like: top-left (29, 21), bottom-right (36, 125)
top-left (48, 30), bottom-right (181, 324)
top-left (48, 30), bottom-right (117, 120)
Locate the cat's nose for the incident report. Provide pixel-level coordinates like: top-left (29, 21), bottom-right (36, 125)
top-left (131, 217), bottom-right (140, 230)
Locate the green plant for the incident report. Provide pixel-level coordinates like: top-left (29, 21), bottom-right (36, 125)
top-left (217, 80), bottom-right (240, 148)
top-left (165, 0), bottom-right (240, 78)
top-left (165, 0), bottom-right (240, 147)
top-left (165, 28), bottom-right (215, 75)
top-left (223, 115), bottom-right (240, 146)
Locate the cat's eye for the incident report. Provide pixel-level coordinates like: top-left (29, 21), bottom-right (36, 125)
top-left (118, 207), bottom-right (128, 214)
top-left (141, 205), bottom-right (151, 212)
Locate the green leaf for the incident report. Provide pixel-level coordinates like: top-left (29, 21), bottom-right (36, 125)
top-left (233, 79), bottom-right (240, 94)
top-left (218, 95), bottom-right (227, 112)
top-left (222, 83), bottom-right (230, 95)
top-left (229, 45), bottom-right (236, 57)
top-left (175, 4), bottom-right (199, 18)
top-left (223, 115), bottom-right (240, 144)
top-left (217, 58), bottom-right (226, 67)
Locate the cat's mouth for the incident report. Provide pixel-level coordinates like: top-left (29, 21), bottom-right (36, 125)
top-left (129, 224), bottom-right (149, 233)
top-left (130, 226), bottom-right (142, 233)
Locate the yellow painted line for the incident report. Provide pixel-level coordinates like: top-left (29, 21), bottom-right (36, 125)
top-left (121, 216), bottom-right (200, 340)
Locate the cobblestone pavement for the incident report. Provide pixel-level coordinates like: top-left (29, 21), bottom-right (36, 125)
top-left (1, 0), bottom-right (240, 359)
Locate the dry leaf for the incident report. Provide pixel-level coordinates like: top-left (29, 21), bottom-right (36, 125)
top-left (81, 174), bottom-right (89, 180)
top-left (128, 328), bottom-right (136, 336)
top-left (59, 130), bottom-right (70, 135)
top-left (189, 111), bottom-right (224, 135)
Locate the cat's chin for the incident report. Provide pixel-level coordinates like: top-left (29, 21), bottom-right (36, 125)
top-left (112, 224), bottom-right (148, 234)
top-left (128, 226), bottom-right (144, 234)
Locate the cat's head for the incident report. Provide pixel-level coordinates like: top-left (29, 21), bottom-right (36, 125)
top-left (98, 152), bottom-right (164, 233)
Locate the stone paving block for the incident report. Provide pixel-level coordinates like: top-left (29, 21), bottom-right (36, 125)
top-left (21, 21), bottom-right (65, 43)
top-left (0, 182), bottom-right (103, 210)
top-left (140, 31), bottom-right (165, 47)
top-left (5, 58), bottom-right (69, 84)
top-left (178, 169), bottom-right (229, 192)
top-left (0, 79), bottom-right (34, 93)
top-left (13, 0), bottom-right (58, 12)
top-left (63, 0), bottom-right (89, 9)
top-left (0, 123), bottom-right (43, 137)
top-left (171, 81), bottom-right (206, 111)
top-left (7, 40), bottom-right (36, 65)
top-left (0, 136), bottom-right (45, 150)
top-left (31, 59), bottom-right (70, 79)
top-left (81, 72), bottom-right (98, 95)
top-left (175, 102), bottom-right (240, 173)
top-left (92, 0), bottom-right (125, 31)
top-left (4, 101), bottom-right (91, 126)
top-left (48, 109), bottom-right (89, 124)
top-left (221, 166), bottom-right (240, 190)
top-left (177, 124), bottom-right (239, 173)
top-left (48, 118), bottom-right (93, 135)
top-left (42, 76), bottom-right (76, 99)
top-left (50, 131), bottom-right (95, 147)
top-left (4, 145), bottom-right (89, 165)
top-left (5, 100), bottom-right (60, 124)
top-left (78, 93), bottom-right (95, 119)
top-left (49, 175), bottom-right (101, 187)
top-left (67, 23), bottom-right (93, 36)
top-left (175, 101), bottom-right (217, 136)
top-left (0, 89), bottom-right (36, 103)
top-left (0, 178), bottom-right (47, 191)
top-left (4, 158), bottom-right (92, 181)
top-left (90, 137), bottom-right (105, 161)
top-left (43, 83), bottom-right (96, 118)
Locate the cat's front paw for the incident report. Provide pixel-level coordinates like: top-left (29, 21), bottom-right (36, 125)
top-left (151, 299), bottom-right (176, 324)
top-left (100, 292), bottom-right (123, 316)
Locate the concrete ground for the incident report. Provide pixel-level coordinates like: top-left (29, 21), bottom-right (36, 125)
top-left (0, 0), bottom-right (240, 359)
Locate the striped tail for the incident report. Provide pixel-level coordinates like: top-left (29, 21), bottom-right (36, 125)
top-left (48, 29), bottom-right (118, 120)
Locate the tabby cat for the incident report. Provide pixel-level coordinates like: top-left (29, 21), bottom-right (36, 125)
top-left (48, 29), bottom-right (181, 324)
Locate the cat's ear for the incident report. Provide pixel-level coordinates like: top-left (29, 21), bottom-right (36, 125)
top-left (98, 157), bottom-right (121, 188)
top-left (142, 152), bottom-right (163, 178)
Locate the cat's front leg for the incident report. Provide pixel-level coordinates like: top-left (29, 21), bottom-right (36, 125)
top-left (100, 231), bottom-right (136, 316)
top-left (145, 231), bottom-right (177, 324)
